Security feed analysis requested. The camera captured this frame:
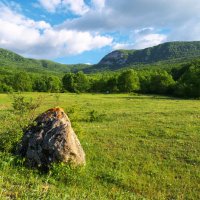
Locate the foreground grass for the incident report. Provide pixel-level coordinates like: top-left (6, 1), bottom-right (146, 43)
top-left (0, 93), bottom-right (199, 200)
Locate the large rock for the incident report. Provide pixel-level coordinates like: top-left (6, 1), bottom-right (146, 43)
top-left (17, 107), bottom-right (85, 168)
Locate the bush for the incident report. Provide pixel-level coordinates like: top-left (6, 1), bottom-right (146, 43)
top-left (0, 83), bottom-right (13, 93)
top-left (0, 113), bottom-right (23, 152)
top-left (0, 94), bottom-right (43, 153)
top-left (11, 94), bottom-right (44, 121)
top-left (88, 110), bottom-right (106, 122)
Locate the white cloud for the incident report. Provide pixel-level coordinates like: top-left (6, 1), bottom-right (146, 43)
top-left (92, 0), bottom-right (105, 10)
top-left (62, 0), bottom-right (89, 15)
top-left (60, 0), bottom-right (200, 43)
top-left (133, 33), bottom-right (167, 49)
top-left (113, 28), bottom-right (167, 50)
top-left (0, 3), bottom-right (51, 29)
top-left (1, 0), bottom-right (200, 61)
top-left (38, 0), bottom-right (61, 12)
top-left (0, 3), bottom-right (112, 58)
top-left (133, 28), bottom-right (167, 49)
top-left (38, 0), bottom-right (89, 15)
top-left (0, 1), bottom-right (22, 12)
top-left (168, 20), bottom-right (200, 41)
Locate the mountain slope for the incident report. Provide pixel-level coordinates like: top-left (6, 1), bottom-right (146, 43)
top-left (92, 41), bottom-right (200, 71)
top-left (1, 41), bottom-right (200, 74)
top-left (0, 48), bottom-right (89, 75)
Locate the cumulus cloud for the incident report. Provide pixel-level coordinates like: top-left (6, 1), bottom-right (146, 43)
top-left (168, 20), bottom-right (200, 41)
top-left (132, 28), bottom-right (167, 49)
top-left (92, 0), bottom-right (105, 10)
top-left (38, 0), bottom-right (89, 15)
top-left (60, 0), bottom-right (200, 43)
top-left (0, 3), bottom-right (112, 58)
top-left (63, 0), bottom-right (89, 15)
top-left (38, 0), bottom-right (61, 12)
top-left (113, 28), bottom-right (167, 50)
top-left (133, 33), bottom-right (167, 49)
top-left (1, 0), bottom-right (200, 61)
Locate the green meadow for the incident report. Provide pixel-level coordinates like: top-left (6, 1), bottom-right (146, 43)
top-left (0, 93), bottom-right (199, 200)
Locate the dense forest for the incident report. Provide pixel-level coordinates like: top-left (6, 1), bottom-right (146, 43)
top-left (0, 42), bottom-right (200, 98)
top-left (0, 59), bottom-right (199, 98)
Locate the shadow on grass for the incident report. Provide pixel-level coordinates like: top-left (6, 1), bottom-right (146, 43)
top-left (103, 94), bottom-right (183, 101)
top-left (96, 172), bottom-right (136, 194)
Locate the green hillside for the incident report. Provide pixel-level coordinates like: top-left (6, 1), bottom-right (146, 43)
top-left (90, 41), bottom-right (200, 72)
top-left (0, 48), bottom-right (89, 75)
top-left (1, 41), bottom-right (200, 74)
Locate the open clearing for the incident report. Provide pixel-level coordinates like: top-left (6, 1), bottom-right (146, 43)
top-left (0, 93), bottom-right (199, 200)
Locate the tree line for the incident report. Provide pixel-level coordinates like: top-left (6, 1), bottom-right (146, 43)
top-left (0, 59), bottom-right (199, 98)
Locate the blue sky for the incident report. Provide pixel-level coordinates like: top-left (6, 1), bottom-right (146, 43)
top-left (0, 0), bottom-right (200, 64)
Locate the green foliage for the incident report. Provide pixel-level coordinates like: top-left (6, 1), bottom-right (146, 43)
top-left (106, 76), bottom-right (118, 93)
top-left (174, 60), bottom-right (200, 98)
top-left (0, 48), bottom-right (71, 74)
top-left (33, 76), bottom-right (49, 92)
top-left (90, 77), bottom-right (107, 93)
top-left (0, 82), bottom-right (13, 93)
top-left (62, 73), bottom-right (75, 92)
top-left (12, 72), bottom-right (32, 92)
top-left (88, 110), bottom-right (106, 122)
top-left (0, 47), bottom-right (200, 98)
top-left (62, 71), bottom-right (89, 93)
top-left (149, 71), bottom-right (176, 94)
top-left (74, 71), bottom-right (90, 93)
top-left (0, 94), bottom-right (44, 153)
top-left (118, 69), bottom-right (140, 92)
top-left (46, 76), bottom-right (62, 92)
top-left (96, 41), bottom-right (200, 71)
top-left (11, 94), bottom-right (42, 116)
top-left (0, 113), bottom-right (23, 152)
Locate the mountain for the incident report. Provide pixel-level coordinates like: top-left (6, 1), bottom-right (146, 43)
top-left (0, 48), bottom-right (89, 75)
top-left (88, 41), bottom-right (200, 72)
top-left (1, 41), bottom-right (200, 75)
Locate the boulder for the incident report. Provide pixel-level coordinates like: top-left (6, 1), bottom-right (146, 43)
top-left (17, 107), bottom-right (85, 168)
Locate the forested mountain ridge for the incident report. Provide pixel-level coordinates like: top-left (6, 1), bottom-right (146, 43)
top-left (0, 46), bottom-right (199, 98)
top-left (0, 48), bottom-right (89, 74)
top-left (1, 41), bottom-right (200, 74)
top-left (95, 41), bottom-right (200, 71)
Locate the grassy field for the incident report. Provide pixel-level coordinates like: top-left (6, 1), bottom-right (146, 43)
top-left (0, 93), bottom-right (199, 200)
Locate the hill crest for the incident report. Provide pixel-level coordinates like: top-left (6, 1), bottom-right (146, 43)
top-left (96, 41), bottom-right (200, 71)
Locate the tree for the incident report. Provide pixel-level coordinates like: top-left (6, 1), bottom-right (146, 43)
top-left (149, 71), bottom-right (175, 94)
top-left (106, 76), bottom-right (118, 93)
top-left (138, 70), bottom-right (152, 94)
top-left (0, 82), bottom-right (13, 93)
top-left (12, 72), bottom-right (32, 92)
top-left (33, 76), bottom-right (48, 92)
top-left (74, 71), bottom-right (90, 92)
top-left (46, 76), bottom-right (62, 92)
top-left (175, 63), bottom-right (200, 97)
top-left (118, 70), bottom-right (140, 92)
top-left (62, 73), bottom-right (75, 92)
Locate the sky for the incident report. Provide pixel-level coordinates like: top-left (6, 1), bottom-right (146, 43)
top-left (0, 0), bottom-right (200, 64)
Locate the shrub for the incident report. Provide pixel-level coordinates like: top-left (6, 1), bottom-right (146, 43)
top-left (88, 110), bottom-right (106, 122)
top-left (0, 94), bottom-right (43, 153)
top-left (0, 83), bottom-right (13, 93)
